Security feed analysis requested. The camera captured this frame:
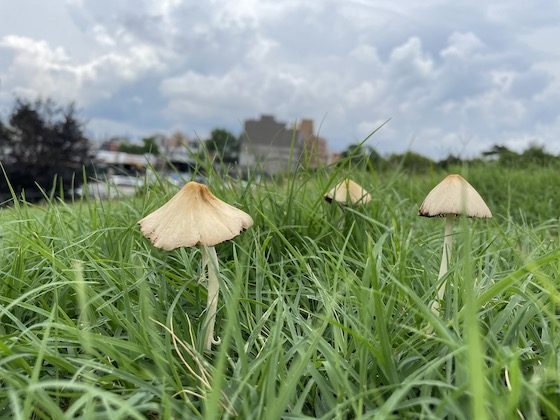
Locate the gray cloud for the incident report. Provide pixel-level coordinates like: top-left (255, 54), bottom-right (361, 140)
top-left (1, 0), bottom-right (560, 157)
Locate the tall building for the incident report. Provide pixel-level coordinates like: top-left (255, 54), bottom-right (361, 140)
top-left (239, 115), bottom-right (336, 174)
top-left (239, 115), bottom-right (302, 175)
top-left (298, 119), bottom-right (329, 168)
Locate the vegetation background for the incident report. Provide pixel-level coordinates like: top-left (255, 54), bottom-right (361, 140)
top-left (0, 150), bottom-right (559, 418)
top-left (0, 96), bottom-right (559, 418)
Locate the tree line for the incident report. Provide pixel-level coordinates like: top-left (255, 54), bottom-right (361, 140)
top-left (70, 114), bottom-right (560, 173)
top-left (339, 142), bottom-right (560, 172)
top-left (1, 96), bottom-right (559, 203)
top-left (0, 99), bottom-right (89, 203)
top-left (196, 131), bottom-right (560, 171)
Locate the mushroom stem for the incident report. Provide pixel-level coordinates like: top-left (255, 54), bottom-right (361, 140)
top-left (436, 215), bottom-right (454, 301)
top-left (199, 250), bottom-right (208, 284)
top-left (203, 246), bottom-right (221, 351)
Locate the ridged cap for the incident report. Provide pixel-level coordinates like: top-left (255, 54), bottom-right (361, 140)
top-left (418, 174), bottom-right (492, 218)
top-left (325, 179), bottom-right (371, 205)
top-left (139, 182), bottom-right (253, 250)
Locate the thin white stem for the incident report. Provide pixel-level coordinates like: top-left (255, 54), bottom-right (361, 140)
top-left (431, 215), bottom-right (454, 314)
top-left (203, 246), bottom-right (221, 351)
top-left (435, 215), bottom-right (454, 307)
top-left (199, 249), bottom-right (208, 284)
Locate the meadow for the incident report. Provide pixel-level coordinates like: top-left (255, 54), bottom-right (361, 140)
top-left (0, 163), bottom-right (559, 419)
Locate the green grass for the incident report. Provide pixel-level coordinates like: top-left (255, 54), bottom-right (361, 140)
top-left (0, 163), bottom-right (559, 419)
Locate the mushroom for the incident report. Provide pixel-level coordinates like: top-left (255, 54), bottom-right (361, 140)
top-left (138, 181), bottom-right (253, 351)
top-left (418, 174), bottom-right (492, 309)
top-left (324, 178), bottom-right (372, 205)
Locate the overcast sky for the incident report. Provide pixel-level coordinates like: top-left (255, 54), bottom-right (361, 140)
top-left (1, 0), bottom-right (560, 158)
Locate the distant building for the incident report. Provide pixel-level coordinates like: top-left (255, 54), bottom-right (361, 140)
top-left (159, 131), bottom-right (200, 172)
top-left (299, 119), bottom-right (330, 168)
top-left (239, 115), bottom-right (302, 175)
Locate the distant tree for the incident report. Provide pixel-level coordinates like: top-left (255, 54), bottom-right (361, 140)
top-left (387, 151), bottom-right (434, 172)
top-left (0, 98), bottom-right (90, 202)
top-left (340, 143), bottom-right (383, 169)
top-left (481, 143), bottom-right (560, 167)
top-left (117, 142), bottom-right (143, 155)
top-left (205, 128), bottom-right (239, 163)
top-left (438, 154), bottom-right (463, 170)
top-left (141, 136), bottom-right (160, 156)
top-left (118, 137), bottom-right (160, 155)
top-left (368, 147), bottom-right (384, 167)
top-left (482, 145), bottom-right (519, 166)
top-left (341, 143), bottom-right (365, 162)
top-left (520, 143), bottom-right (556, 166)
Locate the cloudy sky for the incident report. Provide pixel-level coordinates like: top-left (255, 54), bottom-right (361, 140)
top-left (1, 0), bottom-right (560, 158)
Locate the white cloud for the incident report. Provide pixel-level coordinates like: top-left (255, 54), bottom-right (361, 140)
top-left (390, 37), bottom-right (434, 76)
top-left (92, 25), bottom-right (116, 47)
top-left (1, 0), bottom-right (560, 158)
top-left (0, 34), bottom-right (165, 106)
top-left (86, 117), bottom-right (151, 141)
top-left (440, 32), bottom-right (485, 59)
top-left (349, 44), bottom-right (380, 64)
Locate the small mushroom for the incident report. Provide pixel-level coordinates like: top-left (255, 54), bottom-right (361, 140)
top-left (418, 174), bottom-right (491, 310)
top-left (324, 178), bottom-right (372, 205)
top-left (139, 181), bottom-right (253, 351)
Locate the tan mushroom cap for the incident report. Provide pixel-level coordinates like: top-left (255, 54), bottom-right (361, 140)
top-left (325, 178), bottom-right (372, 205)
top-left (418, 174), bottom-right (492, 218)
top-left (139, 182), bottom-right (253, 250)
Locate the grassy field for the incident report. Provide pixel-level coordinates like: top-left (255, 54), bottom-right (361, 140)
top-left (0, 163), bottom-right (559, 419)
